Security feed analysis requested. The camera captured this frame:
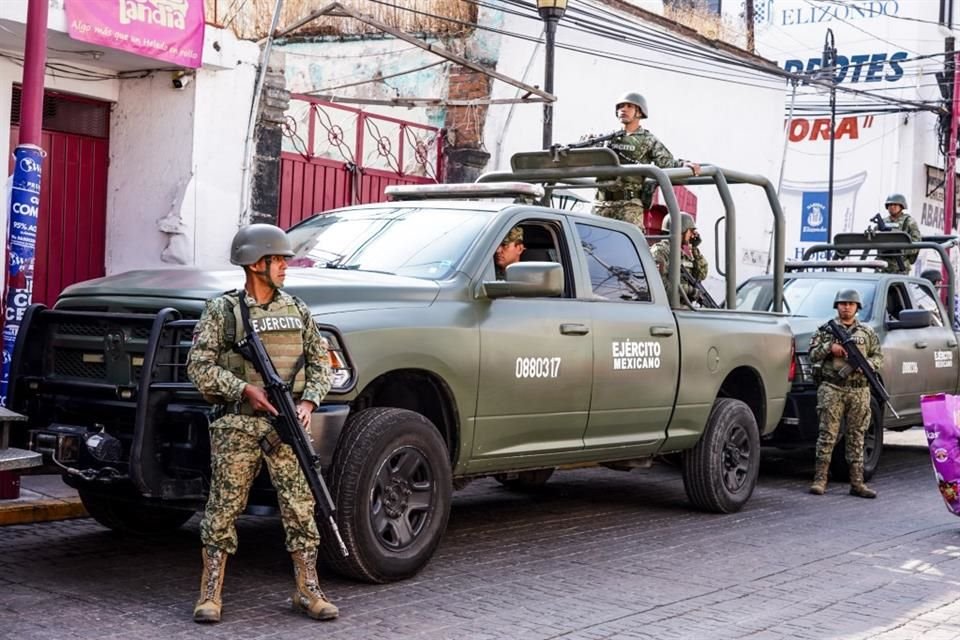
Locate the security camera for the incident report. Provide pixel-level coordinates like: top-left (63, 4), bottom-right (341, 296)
top-left (172, 70), bottom-right (193, 90)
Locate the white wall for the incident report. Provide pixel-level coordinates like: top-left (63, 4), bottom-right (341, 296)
top-left (484, 0), bottom-right (788, 287)
top-left (107, 28), bottom-right (259, 273)
top-left (0, 0), bottom-right (262, 276)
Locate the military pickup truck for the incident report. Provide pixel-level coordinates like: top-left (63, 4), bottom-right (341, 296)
top-left (9, 149), bottom-right (794, 583)
top-left (735, 232), bottom-right (959, 479)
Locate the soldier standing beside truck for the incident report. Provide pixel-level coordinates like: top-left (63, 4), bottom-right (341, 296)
top-left (186, 224), bottom-right (339, 623)
top-left (808, 289), bottom-right (883, 499)
top-left (591, 92), bottom-right (701, 226)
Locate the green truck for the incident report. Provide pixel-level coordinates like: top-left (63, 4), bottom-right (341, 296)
top-left (736, 232), bottom-right (959, 480)
top-left (9, 150), bottom-right (794, 583)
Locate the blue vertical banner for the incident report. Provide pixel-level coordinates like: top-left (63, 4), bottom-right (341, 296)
top-left (800, 191), bottom-right (830, 243)
top-left (0, 144), bottom-right (44, 406)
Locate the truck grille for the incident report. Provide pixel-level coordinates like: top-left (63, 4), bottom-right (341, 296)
top-left (53, 350), bottom-right (107, 379)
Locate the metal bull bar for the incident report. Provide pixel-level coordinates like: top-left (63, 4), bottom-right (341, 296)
top-left (477, 149), bottom-right (786, 311)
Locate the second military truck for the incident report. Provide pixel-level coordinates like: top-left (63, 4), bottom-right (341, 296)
top-left (10, 151), bottom-right (794, 583)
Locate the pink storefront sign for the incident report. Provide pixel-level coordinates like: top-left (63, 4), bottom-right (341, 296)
top-left (66, 0), bottom-right (205, 69)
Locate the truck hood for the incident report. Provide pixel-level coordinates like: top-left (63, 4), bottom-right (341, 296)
top-left (58, 267), bottom-right (441, 313)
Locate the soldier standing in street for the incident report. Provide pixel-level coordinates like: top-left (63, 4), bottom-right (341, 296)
top-left (187, 224), bottom-right (339, 624)
top-left (494, 226), bottom-right (525, 280)
top-left (808, 289), bottom-right (883, 499)
top-left (651, 213), bottom-right (708, 305)
top-left (881, 193), bottom-right (921, 274)
top-left (592, 92), bottom-right (701, 226)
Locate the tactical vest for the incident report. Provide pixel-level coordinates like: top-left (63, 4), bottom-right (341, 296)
top-left (883, 213), bottom-right (914, 233)
top-left (218, 291), bottom-right (307, 399)
top-left (818, 321), bottom-right (871, 386)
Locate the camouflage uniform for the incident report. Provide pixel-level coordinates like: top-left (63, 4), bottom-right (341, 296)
top-left (187, 288), bottom-right (332, 555)
top-left (809, 318), bottom-right (882, 467)
top-left (881, 212), bottom-right (921, 274)
top-left (593, 129), bottom-right (685, 224)
top-left (650, 239), bottom-right (708, 304)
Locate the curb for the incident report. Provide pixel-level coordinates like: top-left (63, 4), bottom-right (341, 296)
top-left (0, 498), bottom-right (87, 526)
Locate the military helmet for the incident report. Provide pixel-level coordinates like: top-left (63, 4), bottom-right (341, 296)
top-left (921, 268), bottom-right (943, 285)
top-left (661, 212), bottom-right (697, 234)
top-left (230, 224), bottom-right (294, 266)
top-left (615, 92), bottom-right (648, 119)
top-left (885, 193), bottom-right (908, 209)
top-left (833, 288), bottom-right (862, 309)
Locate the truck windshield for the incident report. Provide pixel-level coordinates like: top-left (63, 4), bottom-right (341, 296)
top-left (736, 278), bottom-right (876, 318)
top-left (285, 207), bottom-right (491, 280)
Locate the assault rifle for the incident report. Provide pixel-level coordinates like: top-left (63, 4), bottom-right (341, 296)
top-left (234, 296), bottom-right (349, 557)
top-left (681, 266), bottom-right (719, 309)
top-left (869, 212), bottom-right (890, 232)
top-left (824, 319), bottom-right (900, 419)
top-left (548, 130), bottom-right (626, 162)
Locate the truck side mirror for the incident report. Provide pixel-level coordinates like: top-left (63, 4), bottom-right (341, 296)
top-left (483, 262), bottom-right (564, 299)
top-left (886, 308), bottom-right (932, 330)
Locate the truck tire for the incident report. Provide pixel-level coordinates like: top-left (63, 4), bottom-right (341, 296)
top-left (494, 469), bottom-right (554, 491)
top-left (78, 489), bottom-right (194, 535)
top-left (322, 407), bottom-right (452, 583)
top-left (830, 397), bottom-right (883, 482)
top-left (682, 398), bottom-right (760, 513)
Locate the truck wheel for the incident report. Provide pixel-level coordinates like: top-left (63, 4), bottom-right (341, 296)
top-left (494, 469), bottom-right (554, 491)
top-left (322, 407), bottom-right (452, 583)
top-left (830, 398), bottom-right (883, 482)
top-left (682, 398), bottom-right (760, 513)
top-left (78, 489), bottom-right (194, 535)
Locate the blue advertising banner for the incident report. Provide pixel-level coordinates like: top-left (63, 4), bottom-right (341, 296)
top-left (1, 144), bottom-right (44, 406)
top-left (800, 191), bottom-right (830, 242)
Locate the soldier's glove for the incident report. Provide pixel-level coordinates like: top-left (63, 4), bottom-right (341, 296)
top-left (690, 232), bottom-right (702, 248)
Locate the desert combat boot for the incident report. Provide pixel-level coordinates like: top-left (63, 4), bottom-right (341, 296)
top-left (193, 546), bottom-right (227, 623)
top-left (809, 457), bottom-right (830, 495)
top-left (849, 464), bottom-right (877, 499)
top-left (291, 548), bottom-right (339, 620)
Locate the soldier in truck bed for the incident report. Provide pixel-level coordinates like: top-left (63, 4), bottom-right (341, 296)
top-left (591, 92), bottom-right (701, 227)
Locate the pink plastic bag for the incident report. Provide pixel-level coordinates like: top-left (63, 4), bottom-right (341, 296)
top-left (920, 393), bottom-right (960, 515)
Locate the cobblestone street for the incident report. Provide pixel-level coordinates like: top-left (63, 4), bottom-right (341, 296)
top-left (3, 436), bottom-right (960, 640)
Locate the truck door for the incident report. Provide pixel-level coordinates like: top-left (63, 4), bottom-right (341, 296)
top-left (574, 222), bottom-right (680, 451)
top-left (880, 281), bottom-right (935, 423)
top-left (907, 281), bottom-right (959, 394)
top-left (473, 217), bottom-right (593, 462)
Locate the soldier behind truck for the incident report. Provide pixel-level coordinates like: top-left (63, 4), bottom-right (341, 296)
top-left (591, 92), bottom-right (701, 227)
top-left (808, 289), bottom-right (883, 499)
top-left (651, 213), bottom-right (708, 306)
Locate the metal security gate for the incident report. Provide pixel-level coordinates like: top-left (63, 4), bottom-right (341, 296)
top-left (9, 88), bottom-right (109, 306)
top-left (278, 96), bottom-right (443, 228)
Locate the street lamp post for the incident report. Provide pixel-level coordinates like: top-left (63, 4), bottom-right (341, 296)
top-left (537, 0), bottom-right (567, 149)
top-left (822, 28), bottom-right (838, 241)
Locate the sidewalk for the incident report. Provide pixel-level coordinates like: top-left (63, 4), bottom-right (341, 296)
top-left (0, 473), bottom-right (86, 526)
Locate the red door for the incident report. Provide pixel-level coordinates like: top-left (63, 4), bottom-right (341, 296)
top-left (278, 97), bottom-right (443, 228)
top-left (9, 89), bottom-right (109, 305)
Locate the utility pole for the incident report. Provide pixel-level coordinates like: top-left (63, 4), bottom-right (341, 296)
top-left (0, 0), bottom-right (48, 405)
top-left (943, 37), bottom-right (959, 304)
top-left (745, 0), bottom-right (755, 54)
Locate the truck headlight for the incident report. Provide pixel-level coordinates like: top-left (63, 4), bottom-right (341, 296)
top-left (319, 329), bottom-right (354, 392)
